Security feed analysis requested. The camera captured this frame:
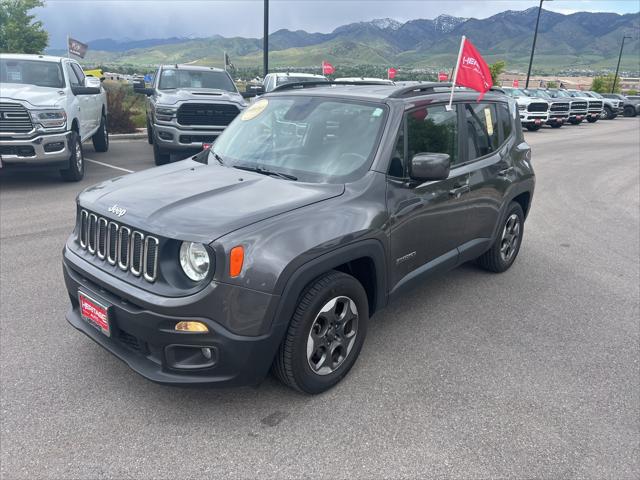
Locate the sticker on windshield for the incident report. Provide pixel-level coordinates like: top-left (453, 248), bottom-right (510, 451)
top-left (484, 108), bottom-right (494, 135)
top-left (241, 99), bottom-right (268, 121)
top-left (372, 108), bottom-right (383, 117)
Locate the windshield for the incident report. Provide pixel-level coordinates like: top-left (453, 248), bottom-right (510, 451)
top-left (549, 90), bottom-right (570, 98)
top-left (210, 96), bottom-right (387, 184)
top-left (525, 90), bottom-right (550, 99)
top-left (276, 76), bottom-right (328, 87)
top-left (0, 59), bottom-right (64, 88)
top-left (589, 92), bottom-right (603, 99)
top-left (158, 69), bottom-right (236, 92)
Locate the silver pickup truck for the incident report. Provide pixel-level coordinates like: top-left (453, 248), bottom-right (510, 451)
top-left (134, 65), bottom-right (246, 165)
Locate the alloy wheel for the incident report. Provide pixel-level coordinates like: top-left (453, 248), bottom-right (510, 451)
top-left (500, 213), bottom-right (520, 263)
top-left (75, 139), bottom-right (83, 171)
top-left (306, 296), bottom-right (359, 376)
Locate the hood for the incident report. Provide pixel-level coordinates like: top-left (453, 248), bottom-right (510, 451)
top-left (156, 88), bottom-right (245, 107)
top-left (0, 83), bottom-right (65, 108)
top-left (78, 160), bottom-right (344, 243)
top-left (514, 96), bottom-right (548, 106)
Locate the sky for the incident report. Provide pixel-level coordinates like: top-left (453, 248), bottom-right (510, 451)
top-left (37, 0), bottom-right (640, 48)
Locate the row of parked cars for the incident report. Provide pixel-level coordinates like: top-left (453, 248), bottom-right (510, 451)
top-left (501, 86), bottom-right (640, 131)
top-left (1, 54), bottom-right (639, 180)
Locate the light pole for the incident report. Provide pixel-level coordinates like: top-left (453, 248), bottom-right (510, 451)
top-left (525, 0), bottom-right (551, 89)
top-left (263, 0), bottom-right (269, 78)
top-left (612, 35), bottom-right (632, 93)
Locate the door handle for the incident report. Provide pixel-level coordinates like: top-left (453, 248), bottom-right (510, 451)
top-left (449, 184), bottom-right (470, 197)
top-left (498, 166), bottom-right (515, 176)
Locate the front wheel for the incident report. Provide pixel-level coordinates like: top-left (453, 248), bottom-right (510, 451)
top-left (476, 202), bottom-right (525, 273)
top-left (146, 118), bottom-right (154, 144)
top-left (60, 131), bottom-right (85, 182)
top-left (601, 105), bottom-right (615, 120)
top-left (623, 106), bottom-right (636, 117)
top-left (92, 113), bottom-right (109, 152)
top-left (272, 270), bottom-right (368, 394)
top-left (550, 121), bottom-right (562, 128)
top-left (586, 116), bottom-right (598, 123)
top-left (526, 124), bottom-right (541, 132)
top-left (153, 142), bottom-right (171, 166)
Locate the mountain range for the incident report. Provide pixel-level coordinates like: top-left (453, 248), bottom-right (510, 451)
top-left (50, 8), bottom-right (640, 73)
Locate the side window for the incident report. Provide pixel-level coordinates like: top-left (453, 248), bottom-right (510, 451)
top-left (66, 63), bottom-right (81, 87)
top-left (71, 63), bottom-right (85, 85)
top-left (464, 103), bottom-right (499, 160)
top-left (497, 103), bottom-right (512, 141)
top-left (387, 121), bottom-right (405, 178)
top-left (406, 105), bottom-right (459, 166)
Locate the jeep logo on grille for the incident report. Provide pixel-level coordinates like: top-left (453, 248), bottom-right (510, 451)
top-left (108, 204), bottom-right (127, 217)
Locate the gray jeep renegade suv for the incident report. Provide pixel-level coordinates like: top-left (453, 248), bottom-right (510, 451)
top-left (63, 82), bottom-right (535, 394)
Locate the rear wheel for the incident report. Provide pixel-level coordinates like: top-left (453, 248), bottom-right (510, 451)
top-left (153, 142), bottom-right (171, 166)
top-left (526, 124), bottom-right (541, 132)
top-left (476, 202), bottom-right (525, 273)
top-left (60, 131), bottom-right (85, 182)
top-left (92, 113), bottom-right (109, 152)
top-left (272, 270), bottom-right (368, 394)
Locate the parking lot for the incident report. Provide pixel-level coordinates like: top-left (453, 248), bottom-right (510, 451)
top-left (1, 118), bottom-right (638, 478)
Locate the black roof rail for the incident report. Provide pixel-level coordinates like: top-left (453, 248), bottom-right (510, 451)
top-left (271, 80), bottom-right (393, 92)
top-left (388, 82), bottom-right (453, 98)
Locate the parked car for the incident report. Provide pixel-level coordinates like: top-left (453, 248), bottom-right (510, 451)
top-left (262, 72), bottom-right (328, 93)
top-left (522, 88), bottom-right (570, 128)
top-left (577, 90), bottom-right (621, 120)
top-left (562, 90), bottom-right (603, 123)
top-left (502, 87), bottom-right (550, 131)
top-left (134, 65), bottom-right (246, 165)
top-left (545, 89), bottom-right (588, 124)
top-left (63, 82), bottom-right (534, 394)
top-left (603, 93), bottom-right (639, 117)
top-left (0, 53), bottom-right (108, 181)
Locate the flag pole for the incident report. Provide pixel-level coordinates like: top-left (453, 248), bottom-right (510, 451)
top-left (66, 34), bottom-right (70, 59)
top-left (446, 35), bottom-right (465, 111)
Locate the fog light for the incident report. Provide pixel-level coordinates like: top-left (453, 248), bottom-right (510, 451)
top-left (158, 131), bottom-right (173, 140)
top-left (201, 347), bottom-right (212, 360)
top-left (175, 321), bottom-right (209, 332)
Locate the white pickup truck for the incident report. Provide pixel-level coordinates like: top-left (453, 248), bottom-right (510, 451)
top-left (0, 54), bottom-right (109, 181)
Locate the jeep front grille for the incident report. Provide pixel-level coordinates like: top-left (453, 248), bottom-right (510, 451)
top-left (78, 209), bottom-right (159, 282)
top-left (527, 102), bottom-right (548, 112)
top-left (0, 103), bottom-right (33, 133)
top-left (177, 103), bottom-right (240, 127)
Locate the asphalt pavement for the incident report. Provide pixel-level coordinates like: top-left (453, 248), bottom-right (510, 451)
top-left (1, 118), bottom-right (639, 479)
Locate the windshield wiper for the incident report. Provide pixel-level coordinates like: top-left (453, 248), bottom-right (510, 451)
top-left (233, 165), bottom-right (297, 181)
top-left (209, 151), bottom-right (225, 165)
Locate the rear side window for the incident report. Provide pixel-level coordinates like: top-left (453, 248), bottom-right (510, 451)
top-left (464, 103), bottom-right (499, 160)
top-left (406, 105), bottom-right (459, 166)
top-left (497, 103), bottom-right (513, 141)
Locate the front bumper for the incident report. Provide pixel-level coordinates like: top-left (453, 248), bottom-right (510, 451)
top-left (0, 131), bottom-right (71, 166)
top-left (63, 247), bottom-right (287, 387)
top-left (153, 123), bottom-right (225, 152)
top-left (520, 111), bottom-right (549, 125)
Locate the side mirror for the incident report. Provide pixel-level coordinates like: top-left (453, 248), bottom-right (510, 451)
top-left (247, 84), bottom-right (264, 95)
top-left (84, 76), bottom-right (101, 89)
top-left (410, 153), bottom-right (450, 182)
top-left (241, 90), bottom-right (256, 99)
top-left (133, 80), bottom-right (154, 96)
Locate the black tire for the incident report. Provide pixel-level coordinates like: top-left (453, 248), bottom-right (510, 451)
top-left (550, 121), bottom-right (562, 128)
top-left (526, 124), bottom-right (541, 132)
top-left (568, 118), bottom-right (579, 125)
top-left (476, 202), bottom-right (525, 273)
top-left (623, 105), bottom-right (636, 117)
top-left (586, 116), bottom-right (598, 123)
top-left (602, 105), bottom-right (615, 120)
top-left (92, 113), bottom-right (109, 152)
top-left (153, 142), bottom-right (171, 166)
top-left (60, 131), bottom-right (85, 182)
top-left (146, 117), bottom-right (153, 144)
top-left (272, 270), bottom-right (369, 394)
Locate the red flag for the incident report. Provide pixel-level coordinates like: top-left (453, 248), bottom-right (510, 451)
top-left (387, 67), bottom-right (397, 80)
top-left (438, 71), bottom-right (448, 82)
top-left (512, 79), bottom-right (519, 88)
top-left (454, 38), bottom-right (492, 99)
top-left (322, 61), bottom-right (335, 75)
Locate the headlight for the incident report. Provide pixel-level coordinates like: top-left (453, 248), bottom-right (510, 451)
top-left (179, 242), bottom-right (211, 281)
top-left (518, 104), bottom-right (526, 111)
top-left (155, 105), bottom-right (177, 121)
top-left (29, 109), bottom-right (67, 128)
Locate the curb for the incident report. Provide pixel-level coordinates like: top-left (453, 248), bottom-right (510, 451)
top-left (111, 129), bottom-right (147, 140)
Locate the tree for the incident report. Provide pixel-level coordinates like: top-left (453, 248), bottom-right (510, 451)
top-left (489, 60), bottom-right (506, 85)
top-left (546, 80), bottom-right (558, 88)
top-left (591, 74), bottom-right (620, 94)
top-left (0, 0), bottom-right (48, 54)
